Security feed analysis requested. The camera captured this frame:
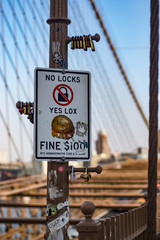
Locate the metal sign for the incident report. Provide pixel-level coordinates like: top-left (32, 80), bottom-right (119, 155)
top-left (34, 68), bottom-right (91, 161)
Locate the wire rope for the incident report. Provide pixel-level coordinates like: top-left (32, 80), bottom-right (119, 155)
top-left (12, 0), bottom-right (24, 161)
top-left (0, 0), bottom-right (12, 162)
top-left (0, 67), bottom-right (33, 147)
top-left (69, 0), bottom-right (137, 151)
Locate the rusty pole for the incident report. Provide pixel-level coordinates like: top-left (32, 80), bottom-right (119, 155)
top-left (147, 0), bottom-right (159, 239)
top-left (44, 1), bottom-right (71, 239)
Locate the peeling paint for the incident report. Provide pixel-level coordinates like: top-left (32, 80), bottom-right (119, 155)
top-left (48, 170), bottom-right (57, 185)
top-left (54, 170), bottom-right (57, 184)
top-left (52, 41), bottom-right (60, 53)
top-left (49, 185), bottom-right (63, 199)
top-left (52, 41), bottom-right (63, 64)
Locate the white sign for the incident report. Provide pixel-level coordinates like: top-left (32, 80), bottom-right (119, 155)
top-left (34, 68), bottom-right (91, 161)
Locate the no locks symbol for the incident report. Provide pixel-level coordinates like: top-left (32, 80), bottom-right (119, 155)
top-left (58, 87), bottom-right (68, 102)
top-left (53, 84), bottom-right (74, 106)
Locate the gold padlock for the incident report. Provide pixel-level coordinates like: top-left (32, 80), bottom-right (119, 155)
top-left (80, 168), bottom-right (91, 182)
top-left (79, 36), bottom-right (83, 48)
top-left (83, 35), bottom-right (87, 51)
top-left (71, 37), bottom-right (74, 49)
top-left (89, 34), bottom-right (95, 51)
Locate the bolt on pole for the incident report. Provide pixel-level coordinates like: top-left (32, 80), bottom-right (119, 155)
top-left (44, 0), bottom-right (71, 239)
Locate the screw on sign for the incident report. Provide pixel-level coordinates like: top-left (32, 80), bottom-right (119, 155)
top-left (53, 84), bottom-right (73, 106)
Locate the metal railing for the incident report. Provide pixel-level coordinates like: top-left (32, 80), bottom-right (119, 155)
top-left (77, 201), bottom-right (147, 240)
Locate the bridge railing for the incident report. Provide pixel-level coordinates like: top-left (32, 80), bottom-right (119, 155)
top-left (77, 201), bottom-right (147, 240)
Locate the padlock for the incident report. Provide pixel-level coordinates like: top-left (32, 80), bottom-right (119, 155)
top-left (76, 36), bottom-right (80, 49)
top-left (80, 168), bottom-right (91, 182)
top-left (89, 34), bottom-right (95, 51)
top-left (74, 37), bottom-right (77, 49)
top-left (58, 87), bottom-right (68, 102)
top-left (83, 35), bottom-right (87, 51)
top-left (71, 37), bottom-right (74, 49)
top-left (23, 106), bottom-right (27, 114)
top-left (71, 166), bottom-right (76, 181)
top-left (79, 36), bottom-right (83, 48)
top-left (86, 36), bottom-right (90, 48)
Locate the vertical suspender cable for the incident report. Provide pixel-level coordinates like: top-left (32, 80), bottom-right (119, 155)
top-left (147, 0), bottom-right (159, 239)
top-left (12, 0), bottom-right (24, 161)
top-left (0, 0), bottom-right (12, 163)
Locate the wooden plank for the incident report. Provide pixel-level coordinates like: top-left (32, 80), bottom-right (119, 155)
top-left (69, 179), bottom-right (148, 184)
top-left (0, 201), bottom-right (141, 209)
top-left (7, 191), bottom-right (146, 198)
top-left (69, 184), bottom-right (148, 190)
top-left (0, 175), bottom-right (45, 186)
top-left (0, 183), bottom-right (46, 196)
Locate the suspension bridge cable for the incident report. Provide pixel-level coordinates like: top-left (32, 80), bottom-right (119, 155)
top-left (69, 29), bottom-right (123, 151)
top-left (7, 0), bottom-right (38, 66)
top-left (13, 0), bottom-right (24, 160)
top-left (68, 32), bottom-right (120, 150)
top-left (0, 0), bottom-right (12, 162)
top-left (16, 0), bottom-right (48, 65)
top-left (73, 0), bottom-right (137, 148)
top-left (89, 0), bottom-right (149, 129)
top-left (0, 67), bottom-right (33, 147)
top-left (32, 0), bottom-right (49, 45)
top-left (31, 0), bottom-right (38, 66)
top-left (69, 0), bottom-right (137, 151)
top-left (1, 2), bottom-right (34, 85)
top-left (0, 109), bottom-right (29, 175)
top-left (94, 52), bottom-right (137, 148)
top-left (69, 43), bottom-right (119, 150)
top-left (40, 0), bottom-right (49, 53)
top-left (23, 0), bottom-right (33, 147)
top-left (0, 109), bottom-right (22, 161)
top-left (8, 0), bottom-right (48, 67)
top-left (25, 0), bottom-right (48, 45)
top-left (0, 32), bottom-right (29, 100)
top-left (40, 0), bottom-right (49, 18)
top-left (69, 24), bottom-right (126, 151)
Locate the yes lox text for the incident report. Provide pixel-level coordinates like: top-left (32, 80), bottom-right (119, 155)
top-left (49, 107), bottom-right (77, 114)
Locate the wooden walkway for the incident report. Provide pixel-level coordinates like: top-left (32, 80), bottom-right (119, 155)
top-left (0, 158), bottom-right (159, 239)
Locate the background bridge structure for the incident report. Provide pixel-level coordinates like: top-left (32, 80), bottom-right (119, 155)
top-left (0, 0), bottom-right (149, 165)
top-left (0, 0), bottom-right (156, 239)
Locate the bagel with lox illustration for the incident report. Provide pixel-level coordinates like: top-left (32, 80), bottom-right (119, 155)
top-left (51, 115), bottom-right (74, 139)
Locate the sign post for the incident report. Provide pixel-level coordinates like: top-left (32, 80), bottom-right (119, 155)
top-left (15, 0), bottom-right (101, 239)
top-left (34, 68), bottom-right (91, 161)
top-left (15, 1), bottom-right (100, 239)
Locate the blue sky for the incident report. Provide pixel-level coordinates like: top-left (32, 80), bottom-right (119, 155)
top-left (0, 0), bottom-right (155, 163)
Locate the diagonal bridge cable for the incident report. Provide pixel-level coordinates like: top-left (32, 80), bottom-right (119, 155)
top-left (89, 0), bottom-right (149, 129)
top-left (0, 109), bottom-right (29, 175)
top-left (69, 0), bottom-right (137, 150)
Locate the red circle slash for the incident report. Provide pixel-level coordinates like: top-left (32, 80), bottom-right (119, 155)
top-left (53, 84), bottom-right (74, 106)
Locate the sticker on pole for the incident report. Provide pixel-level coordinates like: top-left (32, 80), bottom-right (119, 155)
top-left (34, 68), bottom-right (91, 161)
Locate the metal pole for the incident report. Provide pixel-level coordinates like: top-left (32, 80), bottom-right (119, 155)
top-left (45, 1), bottom-right (71, 239)
top-left (147, 0), bottom-right (159, 239)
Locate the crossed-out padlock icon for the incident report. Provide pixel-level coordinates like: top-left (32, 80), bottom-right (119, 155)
top-left (58, 87), bottom-right (68, 102)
